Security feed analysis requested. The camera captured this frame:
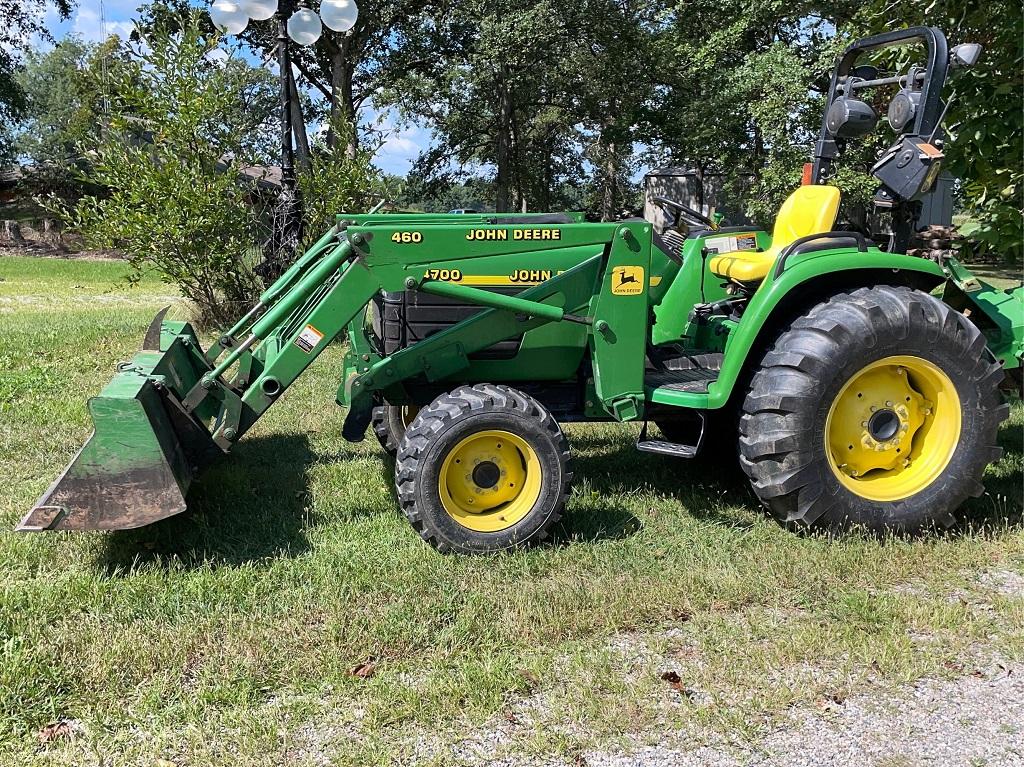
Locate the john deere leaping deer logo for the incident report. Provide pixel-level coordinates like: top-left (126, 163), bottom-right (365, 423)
top-left (611, 265), bottom-right (645, 296)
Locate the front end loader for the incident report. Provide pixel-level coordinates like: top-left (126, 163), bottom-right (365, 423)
top-left (20, 27), bottom-right (1022, 553)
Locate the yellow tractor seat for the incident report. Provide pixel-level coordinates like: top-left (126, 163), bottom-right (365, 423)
top-left (710, 185), bottom-right (841, 283)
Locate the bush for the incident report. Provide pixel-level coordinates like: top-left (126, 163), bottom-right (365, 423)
top-left (62, 12), bottom-right (277, 328)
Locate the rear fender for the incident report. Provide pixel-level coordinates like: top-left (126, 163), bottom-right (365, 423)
top-left (706, 250), bottom-right (945, 408)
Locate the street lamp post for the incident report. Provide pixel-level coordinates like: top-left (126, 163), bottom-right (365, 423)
top-left (208, 0), bottom-right (359, 279)
top-left (269, 0), bottom-right (301, 280)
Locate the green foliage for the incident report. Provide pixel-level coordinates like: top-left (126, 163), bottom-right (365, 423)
top-left (7, 0), bottom-right (1021, 260)
top-left (0, 0), bottom-right (76, 162)
top-left (63, 13), bottom-right (276, 327)
top-left (297, 119), bottom-right (388, 239)
top-left (395, 174), bottom-right (496, 213)
top-left (11, 37), bottom-right (125, 199)
top-left (648, 3), bottom-right (862, 228)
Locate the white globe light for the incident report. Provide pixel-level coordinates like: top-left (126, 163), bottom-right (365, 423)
top-left (320, 0), bottom-right (358, 32)
top-left (210, 0), bottom-right (249, 34)
top-left (287, 7), bottom-right (322, 45)
top-left (237, 0), bottom-right (278, 20)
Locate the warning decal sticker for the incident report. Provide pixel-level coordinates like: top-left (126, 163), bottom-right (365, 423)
top-left (704, 233), bottom-right (758, 255)
top-left (295, 323), bottom-right (324, 353)
top-left (611, 265), bottom-right (645, 296)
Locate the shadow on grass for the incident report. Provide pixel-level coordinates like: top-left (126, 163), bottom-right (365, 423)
top-left (959, 417), bottom-right (1024, 532)
top-left (96, 407), bottom-right (1023, 569)
top-left (567, 423), bottom-right (755, 530)
top-left (98, 433), bottom-right (318, 573)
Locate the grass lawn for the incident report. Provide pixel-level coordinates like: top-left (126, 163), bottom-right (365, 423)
top-left (1, 255), bottom-right (1022, 766)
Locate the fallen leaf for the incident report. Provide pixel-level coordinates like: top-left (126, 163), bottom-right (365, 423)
top-left (519, 669), bottom-right (540, 690)
top-left (818, 692), bottom-right (846, 709)
top-left (660, 670), bottom-right (698, 700)
top-left (37, 719), bottom-right (77, 744)
top-left (350, 658), bottom-right (377, 679)
top-left (671, 608), bottom-right (693, 622)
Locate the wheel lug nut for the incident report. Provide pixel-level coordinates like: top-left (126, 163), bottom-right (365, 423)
top-left (885, 401), bottom-right (893, 407)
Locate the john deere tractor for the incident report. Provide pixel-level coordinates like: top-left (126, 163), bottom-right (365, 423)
top-left (20, 28), bottom-right (1022, 553)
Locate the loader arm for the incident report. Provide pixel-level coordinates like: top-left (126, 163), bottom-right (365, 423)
top-left (20, 217), bottom-right (654, 531)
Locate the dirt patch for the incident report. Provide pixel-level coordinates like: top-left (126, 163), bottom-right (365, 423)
top-left (0, 242), bottom-right (124, 261)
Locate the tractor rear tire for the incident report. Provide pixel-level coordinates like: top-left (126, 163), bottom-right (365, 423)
top-left (395, 384), bottom-right (571, 554)
top-left (739, 286), bottom-right (1007, 533)
top-left (371, 401), bottom-right (419, 455)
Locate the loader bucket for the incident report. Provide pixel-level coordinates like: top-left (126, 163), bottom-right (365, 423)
top-left (17, 315), bottom-right (221, 532)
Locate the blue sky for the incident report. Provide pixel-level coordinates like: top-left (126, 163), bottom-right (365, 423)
top-left (30, 0), bottom-right (429, 175)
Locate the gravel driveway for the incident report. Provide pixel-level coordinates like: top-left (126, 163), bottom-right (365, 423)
top-left (580, 661), bottom-right (1022, 767)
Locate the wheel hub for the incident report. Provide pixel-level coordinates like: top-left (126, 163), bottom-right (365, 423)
top-left (471, 460), bottom-right (501, 489)
top-left (438, 430), bottom-right (543, 532)
top-left (867, 408), bottom-right (900, 442)
top-left (825, 356), bottom-right (961, 501)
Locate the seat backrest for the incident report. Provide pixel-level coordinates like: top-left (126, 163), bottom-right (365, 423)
top-left (772, 185), bottom-right (841, 250)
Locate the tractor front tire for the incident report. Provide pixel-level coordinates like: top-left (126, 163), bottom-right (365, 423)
top-left (371, 401), bottom-right (419, 455)
top-left (740, 286), bottom-right (1007, 533)
top-left (395, 384), bottom-right (571, 554)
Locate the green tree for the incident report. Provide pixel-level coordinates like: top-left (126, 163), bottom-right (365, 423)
top-left (0, 0), bottom-right (76, 162)
top-left (564, 0), bottom-right (656, 219)
top-left (297, 117), bottom-right (389, 238)
top-left (11, 37), bottom-right (124, 198)
top-left (65, 12), bottom-right (278, 327)
top-left (384, 0), bottom-right (590, 212)
top-left (648, 2), bottom-right (863, 227)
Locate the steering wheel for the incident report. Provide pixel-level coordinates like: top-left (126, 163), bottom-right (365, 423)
top-left (652, 196), bottom-right (717, 230)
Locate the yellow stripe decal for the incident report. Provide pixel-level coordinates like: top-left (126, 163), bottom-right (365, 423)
top-left (438, 270), bottom-right (565, 286)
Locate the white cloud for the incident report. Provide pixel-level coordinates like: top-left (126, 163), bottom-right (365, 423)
top-left (72, 7), bottom-right (135, 43)
top-left (380, 133), bottom-right (420, 155)
top-left (205, 46), bottom-right (230, 67)
top-left (367, 106), bottom-right (428, 174)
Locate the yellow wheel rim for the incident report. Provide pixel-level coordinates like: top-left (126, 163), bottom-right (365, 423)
top-left (438, 429), bottom-right (542, 532)
top-left (825, 355), bottom-right (961, 502)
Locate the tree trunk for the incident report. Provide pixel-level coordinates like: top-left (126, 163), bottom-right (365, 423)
top-left (599, 137), bottom-right (618, 220)
top-left (495, 73), bottom-right (513, 213)
top-left (751, 123), bottom-right (764, 183)
top-left (693, 162), bottom-right (705, 215)
top-left (3, 220), bottom-right (26, 245)
top-left (287, 66), bottom-right (311, 174)
top-left (327, 35), bottom-right (358, 159)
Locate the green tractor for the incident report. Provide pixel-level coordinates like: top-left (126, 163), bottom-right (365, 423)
top-left (20, 27), bottom-right (1022, 554)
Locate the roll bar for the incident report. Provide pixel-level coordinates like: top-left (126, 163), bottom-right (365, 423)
top-left (811, 26), bottom-right (950, 184)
